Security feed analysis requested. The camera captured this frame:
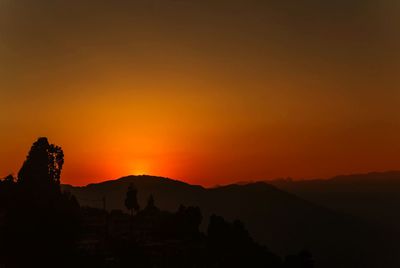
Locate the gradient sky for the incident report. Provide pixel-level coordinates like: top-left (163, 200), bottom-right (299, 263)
top-left (1, 0), bottom-right (399, 186)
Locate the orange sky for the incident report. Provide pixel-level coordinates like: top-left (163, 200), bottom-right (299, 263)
top-left (0, 0), bottom-right (399, 186)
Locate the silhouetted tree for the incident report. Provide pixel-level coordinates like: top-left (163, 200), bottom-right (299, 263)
top-left (125, 183), bottom-right (140, 216)
top-left (2, 174), bottom-right (15, 184)
top-left (125, 183), bottom-right (139, 238)
top-left (146, 194), bottom-right (156, 210)
top-left (176, 205), bottom-right (202, 238)
top-left (17, 137), bottom-right (64, 195)
top-left (2, 137), bottom-right (81, 267)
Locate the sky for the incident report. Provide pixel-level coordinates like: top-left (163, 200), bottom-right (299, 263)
top-left (0, 0), bottom-right (399, 186)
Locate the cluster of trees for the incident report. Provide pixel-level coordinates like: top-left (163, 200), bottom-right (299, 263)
top-left (0, 137), bottom-right (314, 268)
top-left (120, 181), bottom-right (314, 267)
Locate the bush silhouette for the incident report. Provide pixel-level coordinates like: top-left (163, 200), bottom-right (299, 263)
top-left (207, 214), bottom-right (282, 268)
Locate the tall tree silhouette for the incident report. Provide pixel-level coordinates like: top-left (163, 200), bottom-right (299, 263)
top-left (125, 183), bottom-right (140, 216)
top-left (3, 137), bottom-right (81, 267)
top-left (18, 137), bottom-right (64, 194)
top-left (125, 183), bottom-right (139, 238)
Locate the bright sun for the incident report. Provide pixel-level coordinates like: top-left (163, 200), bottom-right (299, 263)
top-left (129, 162), bottom-right (151, 176)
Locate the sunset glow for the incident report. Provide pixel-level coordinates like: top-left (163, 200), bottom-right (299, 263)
top-left (1, 0), bottom-right (399, 186)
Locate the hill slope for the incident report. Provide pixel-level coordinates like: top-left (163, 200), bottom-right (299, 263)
top-left (269, 171), bottom-right (400, 231)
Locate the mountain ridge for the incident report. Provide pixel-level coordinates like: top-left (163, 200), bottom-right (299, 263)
top-left (62, 173), bottom-right (400, 268)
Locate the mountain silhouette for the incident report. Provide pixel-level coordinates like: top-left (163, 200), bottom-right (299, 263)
top-left (63, 175), bottom-right (399, 268)
top-left (269, 171), bottom-right (400, 232)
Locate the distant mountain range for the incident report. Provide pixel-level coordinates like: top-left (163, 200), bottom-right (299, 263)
top-left (62, 172), bottom-right (400, 268)
top-left (268, 171), bottom-right (400, 231)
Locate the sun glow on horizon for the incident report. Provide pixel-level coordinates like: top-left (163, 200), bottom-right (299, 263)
top-left (128, 161), bottom-right (152, 177)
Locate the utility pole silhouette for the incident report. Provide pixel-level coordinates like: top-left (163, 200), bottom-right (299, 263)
top-left (102, 196), bottom-right (109, 240)
top-left (102, 196), bottom-right (106, 211)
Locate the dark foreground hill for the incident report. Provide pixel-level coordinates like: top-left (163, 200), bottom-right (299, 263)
top-left (63, 175), bottom-right (399, 268)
